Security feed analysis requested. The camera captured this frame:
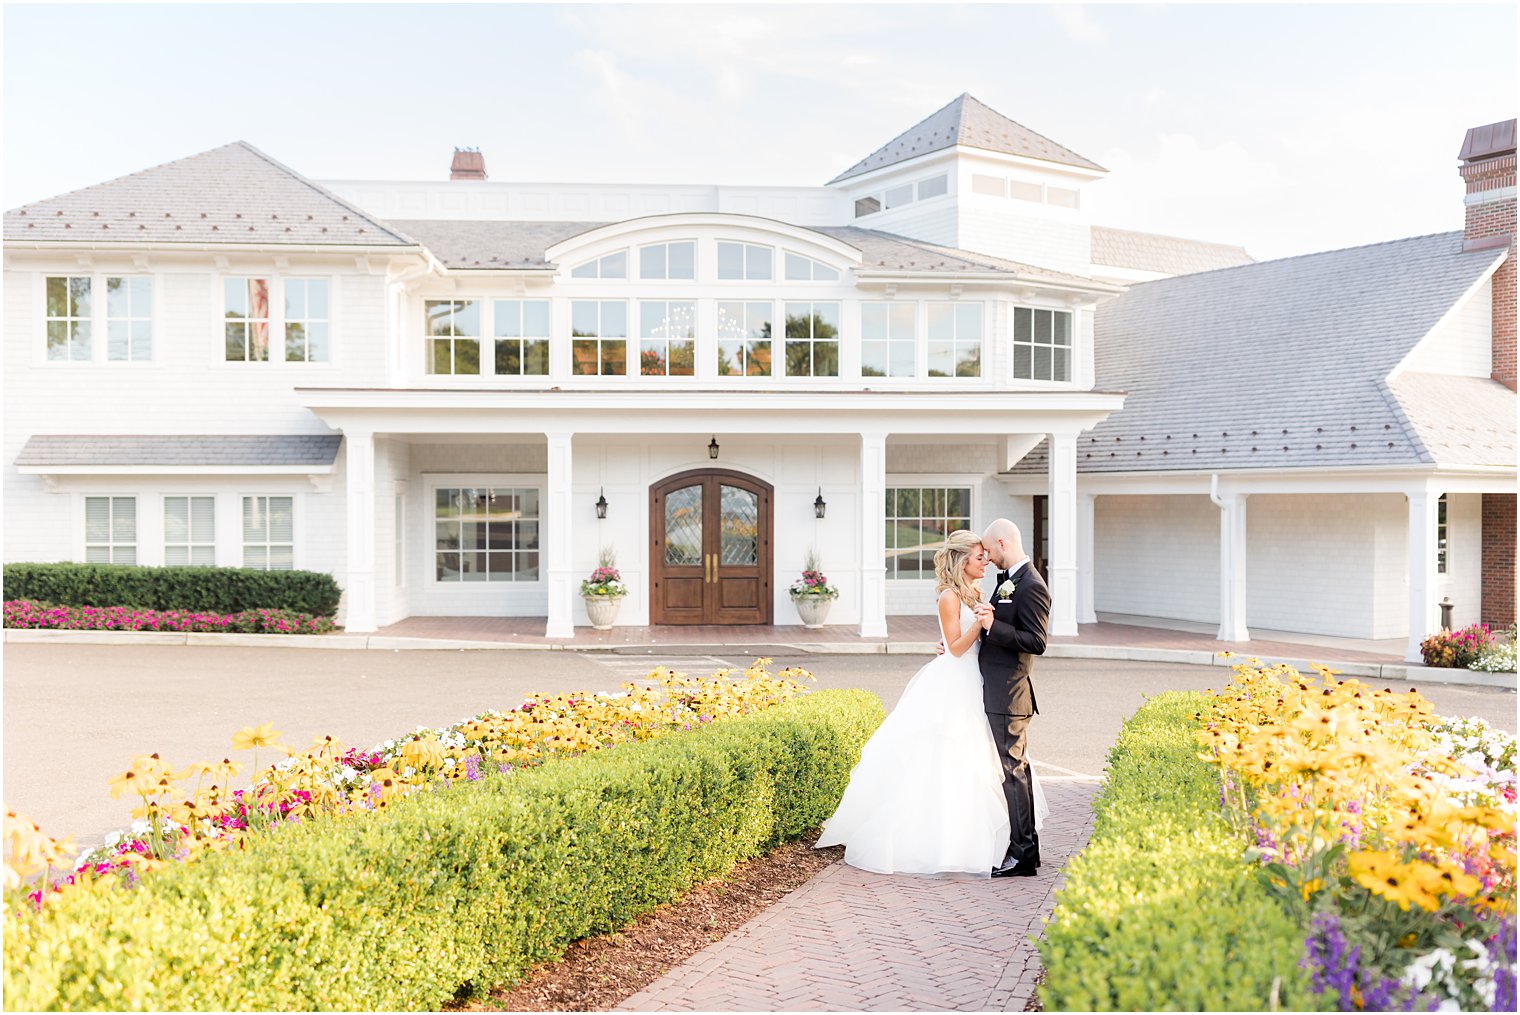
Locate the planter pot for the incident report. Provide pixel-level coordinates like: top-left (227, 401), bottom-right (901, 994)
top-left (583, 596), bottom-right (624, 631)
top-left (792, 595), bottom-right (833, 629)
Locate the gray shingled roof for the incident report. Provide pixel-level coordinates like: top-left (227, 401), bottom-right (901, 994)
top-left (390, 219), bottom-right (593, 268)
top-left (1386, 372), bottom-right (1515, 468)
top-left (828, 94), bottom-right (1105, 185)
top-left (1011, 232), bottom-right (1510, 475)
top-left (391, 218), bottom-right (1106, 285)
top-left (15, 435), bottom-right (343, 468)
top-left (1090, 225), bottom-right (1254, 276)
top-left (5, 143), bottom-right (415, 246)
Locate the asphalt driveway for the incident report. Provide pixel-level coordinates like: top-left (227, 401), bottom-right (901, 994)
top-left (3, 643), bottom-right (1513, 849)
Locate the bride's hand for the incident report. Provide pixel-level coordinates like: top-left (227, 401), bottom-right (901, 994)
top-left (974, 603), bottom-right (994, 631)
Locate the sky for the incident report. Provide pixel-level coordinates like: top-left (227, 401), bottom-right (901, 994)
top-left (3, 2), bottom-right (1515, 260)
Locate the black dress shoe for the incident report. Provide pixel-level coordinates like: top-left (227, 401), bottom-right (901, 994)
top-left (991, 859), bottom-right (1039, 878)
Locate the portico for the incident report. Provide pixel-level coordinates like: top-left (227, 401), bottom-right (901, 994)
top-left (301, 387), bottom-right (1123, 638)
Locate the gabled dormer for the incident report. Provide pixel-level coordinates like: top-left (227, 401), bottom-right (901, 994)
top-left (827, 94), bottom-right (1106, 275)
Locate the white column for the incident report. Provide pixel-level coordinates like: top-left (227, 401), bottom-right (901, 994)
top-left (344, 429), bottom-right (377, 634)
top-left (545, 432), bottom-right (576, 639)
top-left (1047, 431), bottom-right (1079, 637)
top-left (1406, 489), bottom-right (1439, 663)
top-left (859, 432), bottom-right (888, 638)
top-left (1216, 494), bottom-right (1250, 642)
top-left (1076, 492), bottom-right (1097, 624)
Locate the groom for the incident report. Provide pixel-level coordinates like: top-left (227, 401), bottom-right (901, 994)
top-left (975, 518), bottom-right (1050, 878)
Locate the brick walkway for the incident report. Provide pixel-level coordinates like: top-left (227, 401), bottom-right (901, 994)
top-left (619, 781), bottom-right (1099, 1012)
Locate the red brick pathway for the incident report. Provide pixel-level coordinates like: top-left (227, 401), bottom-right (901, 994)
top-left (374, 614), bottom-right (1402, 664)
top-left (618, 781), bottom-right (1099, 1012)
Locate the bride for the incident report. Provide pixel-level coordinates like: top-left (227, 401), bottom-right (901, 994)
top-left (815, 530), bottom-right (1047, 875)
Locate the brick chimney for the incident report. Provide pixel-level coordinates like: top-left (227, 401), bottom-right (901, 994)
top-left (1458, 118), bottom-right (1516, 391)
top-left (450, 147), bottom-right (487, 181)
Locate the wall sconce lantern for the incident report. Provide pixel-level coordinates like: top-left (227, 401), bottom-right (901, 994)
top-left (814, 488), bottom-right (827, 519)
top-left (708, 436), bottom-right (720, 460)
top-left (595, 488), bottom-right (608, 520)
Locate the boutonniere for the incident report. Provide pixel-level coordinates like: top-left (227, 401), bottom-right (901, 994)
top-left (995, 579), bottom-right (1017, 602)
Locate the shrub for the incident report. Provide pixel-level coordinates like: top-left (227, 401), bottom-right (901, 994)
top-left (2, 689), bottom-right (884, 1011)
top-left (3, 599), bottom-right (335, 634)
top-left (1421, 623), bottom-right (1497, 668)
top-left (2, 562), bottom-right (342, 618)
top-left (1038, 692), bottom-right (1324, 1012)
top-left (1470, 626), bottom-right (1517, 674)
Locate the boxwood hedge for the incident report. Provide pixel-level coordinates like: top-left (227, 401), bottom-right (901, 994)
top-left (3, 562), bottom-right (342, 618)
top-left (2, 688), bottom-right (884, 1011)
top-left (1038, 691), bottom-right (1327, 1012)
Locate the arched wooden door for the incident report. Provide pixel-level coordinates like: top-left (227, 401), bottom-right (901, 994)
top-left (650, 469), bottom-right (772, 625)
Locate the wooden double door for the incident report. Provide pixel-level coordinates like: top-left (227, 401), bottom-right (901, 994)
top-left (650, 469), bottom-right (772, 625)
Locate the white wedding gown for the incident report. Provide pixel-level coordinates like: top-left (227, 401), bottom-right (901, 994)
top-left (815, 601), bottom-right (1049, 875)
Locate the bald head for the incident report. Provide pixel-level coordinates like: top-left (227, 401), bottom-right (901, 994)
top-left (981, 518), bottom-right (1025, 569)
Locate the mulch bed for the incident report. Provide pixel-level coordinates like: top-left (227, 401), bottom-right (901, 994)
top-left (454, 836), bottom-right (844, 1012)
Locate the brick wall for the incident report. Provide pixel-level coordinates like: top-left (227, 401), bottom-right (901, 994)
top-left (1460, 144), bottom-right (1516, 391)
top-left (1481, 493), bottom-right (1516, 629)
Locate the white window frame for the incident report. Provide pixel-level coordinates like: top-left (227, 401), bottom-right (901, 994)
top-left (104, 276), bottom-right (155, 362)
top-left (282, 277), bottom-right (331, 364)
top-left (860, 301), bottom-right (917, 379)
top-left (716, 299), bottom-right (776, 378)
top-left (424, 298), bottom-right (482, 376)
top-left (637, 299), bottom-right (696, 377)
top-left (883, 481), bottom-right (977, 582)
top-left (491, 298), bottom-right (551, 377)
top-left (241, 494), bottom-right (297, 571)
top-left (569, 250), bottom-right (628, 280)
top-left (916, 174), bottom-right (949, 201)
top-left (782, 301), bottom-right (841, 378)
top-left (428, 478), bottom-right (544, 586)
top-left (40, 272), bottom-right (160, 366)
top-left (570, 299), bottom-right (630, 378)
top-left (82, 494), bottom-right (138, 564)
top-left (926, 301), bottom-right (985, 380)
top-left (219, 274), bottom-right (336, 367)
top-left (637, 240), bottom-right (696, 281)
top-left (44, 274), bottom-right (93, 362)
top-left (163, 494), bottom-right (217, 567)
top-left (783, 253), bottom-right (840, 282)
top-left (1437, 493), bottom-right (1448, 574)
top-left (715, 241), bottom-right (774, 281)
top-left (1011, 305), bottom-right (1074, 384)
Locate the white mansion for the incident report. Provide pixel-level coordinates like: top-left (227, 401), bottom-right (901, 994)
top-left (4, 96), bottom-right (1515, 661)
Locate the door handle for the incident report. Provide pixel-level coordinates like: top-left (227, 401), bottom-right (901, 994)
top-left (707, 553), bottom-right (716, 583)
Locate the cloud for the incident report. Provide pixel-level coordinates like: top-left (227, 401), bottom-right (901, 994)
top-left (1050, 5), bottom-right (1106, 46)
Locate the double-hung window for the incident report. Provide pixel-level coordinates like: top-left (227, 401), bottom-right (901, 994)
top-left (493, 300), bottom-right (550, 376)
top-left (784, 302), bottom-right (840, 377)
top-left (638, 300), bottom-right (695, 376)
top-left (861, 302), bottom-right (916, 378)
top-left (570, 300), bottom-right (628, 376)
top-left (716, 242), bottom-right (773, 280)
top-left (283, 279), bottom-right (330, 363)
top-left (45, 276), bottom-right (92, 361)
top-left (164, 496), bottom-right (216, 566)
top-left (84, 496), bottom-right (136, 564)
top-left (224, 278), bottom-right (272, 362)
top-left (717, 301), bottom-right (773, 377)
top-left (434, 487), bottom-right (540, 582)
top-left (243, 496), bottom-right (294, 570)
top-left (1013, 307), bottom-right (1072, 382)
top-left (425, 300), bottom-right (480, 375)
top-left (885, 487), bottom-right (972, 580)
top-left (928, 303), bottom-right (983, 378)
top-left (1437, 494), bottom-right (1448, 574)
top-left (638, 241), bottom-right (695, 280)
top-left (106, 277), bottom-right (153, 361)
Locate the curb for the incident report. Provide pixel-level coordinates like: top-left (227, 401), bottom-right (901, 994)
top-left (5, 628), bottom-right (1515, 690)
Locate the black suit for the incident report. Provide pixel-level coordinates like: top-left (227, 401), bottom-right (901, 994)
top-left (978, 561), bottom-right (1050, 867)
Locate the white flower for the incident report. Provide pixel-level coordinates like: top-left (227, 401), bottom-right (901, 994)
top-left (995, 579), bottom-right (1017, 600)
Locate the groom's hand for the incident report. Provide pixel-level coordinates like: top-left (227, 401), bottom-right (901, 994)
top-left (974, 603), bottom-right (995, 631)
top-left (935, 639), bottom-right (946, 656)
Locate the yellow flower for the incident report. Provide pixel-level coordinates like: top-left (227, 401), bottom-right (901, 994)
top-left (1349, 851), bottom-right (1439, 912)
top-left (231, 723), bottom-right (286, 752)
top-left (107, 766), bottom-right (144, 800)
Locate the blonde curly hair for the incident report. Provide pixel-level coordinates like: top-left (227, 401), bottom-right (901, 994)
top-left (933, 529), bottom-right (986, 609)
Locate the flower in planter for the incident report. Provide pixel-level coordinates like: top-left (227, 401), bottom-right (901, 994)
top-left (580, 547), bottom-right (628, 598)
top-left (788, 550), bottom-right (839, 600)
